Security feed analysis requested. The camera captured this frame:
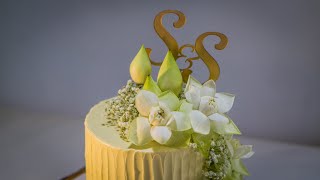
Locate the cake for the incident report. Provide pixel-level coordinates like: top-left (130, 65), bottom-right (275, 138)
top-left (84, 10), bottom-right (253, 180)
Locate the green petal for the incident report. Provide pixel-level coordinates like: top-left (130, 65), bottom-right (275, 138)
top-left (129, 45), bottom-right (152, 84)
top-left (128, 117), bottom-right (152, 146)
top-left (234, 145), bottom-right (254, 159)
top-left (142, 75), bottom-right (162, 95)
top-left (209, 114), bottom-right (241, 135)
top-left (179, 100), bottom-right (193, 113)
top-left (224, 171), bottom-right (243, 180)
top-left (150, 126), bottom-right (172, 145)
top-left (165, 129), bottom-right (192, 147)
top-left (214, 92), bottom-right (235, 113)
top-left (158, 91), bottom-right (180, 111)
top-left (185, 75), bottom-right (202, 93)
top-left (231, 159), bottom-right (250, 176)
top-left (189, 110), bottom-right (210, 135)
top-left (157, 51), bottom-right (183, 95)
top-left (225, 117), bottom-right (242, 135)
top-left (135, 90), bottom-right (159, 117)
top-left (167, 111), bottom-right (191, 131)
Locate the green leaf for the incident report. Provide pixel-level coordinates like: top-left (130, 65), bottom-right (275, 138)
top-left (157, 51), bottom-right (183, 95)
top-left (231, 159), bottom-right (250, 176)
top-left (142, 75), bottom-right (162, 95)
top-left (165, 129), bottom-right (193, 147)
top-left (191, 125), bottom-right (219, 157)
top-left (225, 119), bottom-right (242, 135)
top-left (223, 171), bottom-right (243, 180)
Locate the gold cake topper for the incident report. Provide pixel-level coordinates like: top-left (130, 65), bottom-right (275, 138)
top-left (146, 10), bottom-right (228, 82)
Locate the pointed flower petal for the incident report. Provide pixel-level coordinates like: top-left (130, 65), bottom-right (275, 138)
top-left (128, 117), bottom-right (152, 146)
top-left (185, 75), bottom-right (202, 93)
top-left (208, 113), bottom-right (230, 134)
top-left (214, 92), bottom-right (235, 113)
top-left (142, 75), bottom-right (162, 95)
top-left (167, 111), bottom-right (191, 131)
top-left (179, 100), bottom-right (193, 113)
top-left (135, 90), bottom-right (159, 116)
top-left (231, 159), bottom-right (249, 176)
top-left (158, 91), bottom-right (180, 111)
top-left (185, 86), bottom-right (201, 109)
top-left (234, 145), bottom-right (254, 159)
top-left (199, 96), bottom-right (218, 116)
top-left (189, 110), bottom-right (210, 135)
top-left (150, 126), bottom-right (172, 144)
top-left (200, 80), bottom-right (216, 97)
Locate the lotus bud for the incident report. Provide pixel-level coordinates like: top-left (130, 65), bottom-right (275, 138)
top-left (157, 51), bottom-right (183, 95)
top-left (129, 45), bottom-right (152, 84)
top-left (142, 75), bottom-right (162, 95)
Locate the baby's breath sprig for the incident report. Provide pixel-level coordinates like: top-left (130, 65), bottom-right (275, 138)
top-left (105, 80), bottom-right (142, 141)
top-left (201, 136), bottom-right (231, 180)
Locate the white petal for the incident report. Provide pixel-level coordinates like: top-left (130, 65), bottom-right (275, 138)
top-left (135, 90), bottom-right (159, 116)
top-left (200, 80), bottom-right (216, 97)
top-left (200, 86), bottom-right (215, 97)
top-left (179, 100), bottom-right (193, 113)
top-left (208, 113), bottom-right (229, 134)
top-left (199, 96), bottom-right (218, 116)
top-left (158, 91), bottom-right (180, 111)
top-left (185, 86), bottom-right (201, 109)
top-left (203, 79), bottom-right (216, 89)
top-left (150, 126), bottom-right (172, 144)
top-left (167, 111), bottom-right (191, 131)
top-left (208, 113), bottom-right (229, 124)
top-left (189, 110), bottom-right (210, 135)
top-left (128, 117), bottom-right (152, 145)
top-left (185, 75), bottom-right (202, 93)
top-left (214, 92), bottom-right (235, 113)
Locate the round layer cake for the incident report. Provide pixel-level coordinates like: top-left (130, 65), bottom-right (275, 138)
top-left (85, 99), bottom-right (204, 180)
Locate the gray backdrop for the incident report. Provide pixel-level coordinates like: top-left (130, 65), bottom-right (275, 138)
top-left (1, 0), bottom-right (320, 145)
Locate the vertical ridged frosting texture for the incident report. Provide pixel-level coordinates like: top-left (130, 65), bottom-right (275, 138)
top-left (85, 100), bottom-right (204, 180)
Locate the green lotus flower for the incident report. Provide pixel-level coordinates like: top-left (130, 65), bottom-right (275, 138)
top-left (129, 45), bottom-right (152, 84)
top-left (157, 51), bottom-right (183, 95)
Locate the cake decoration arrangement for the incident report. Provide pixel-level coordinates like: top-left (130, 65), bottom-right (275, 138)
top-left (84, 10), bottom-right (254, 180)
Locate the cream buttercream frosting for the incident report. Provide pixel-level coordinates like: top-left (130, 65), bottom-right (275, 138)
top-left (85, 100), bottom-right (204, 180)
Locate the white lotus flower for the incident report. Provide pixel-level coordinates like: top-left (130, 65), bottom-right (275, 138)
top-left (183, 76), bottom-right (241, 135)
top-left (129, 90), bottom-right (191, 145)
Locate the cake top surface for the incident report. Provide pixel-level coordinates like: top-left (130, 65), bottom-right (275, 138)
top-left (85, 99), bottom-right (188, 153)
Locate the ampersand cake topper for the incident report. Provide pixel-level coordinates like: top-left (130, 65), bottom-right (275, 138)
top-left (146, 10), bottom-right (228, 83)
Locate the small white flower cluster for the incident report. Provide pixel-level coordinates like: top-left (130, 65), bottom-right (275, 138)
top-left (105, 80), bottom-right (142, 141)
top-left (202, 136), bottom-right (231, 180)
top-left (189, 143), bottom-right (198, 150)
